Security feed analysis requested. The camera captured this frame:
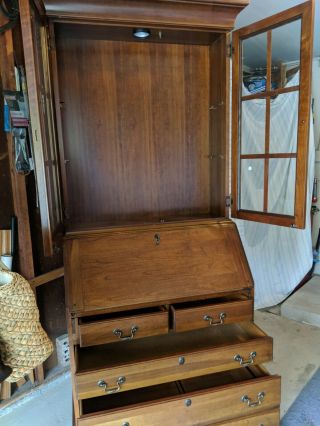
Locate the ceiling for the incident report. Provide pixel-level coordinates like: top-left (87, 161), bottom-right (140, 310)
top-left (235, 0), bottom-right (320, 69)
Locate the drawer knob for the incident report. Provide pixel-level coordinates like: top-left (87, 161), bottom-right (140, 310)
top-left (97, 376), bottom-right (126, 394)
top-left (178, 356), bottom-right (185, 365)
top-left (154, 233), bottom-right (161, 245)
top-left (234, 351), bottom-right (257, 367)
top-left (203, 312), bottom-right (226, 326)
top-left (113, 325), bottom-right (138, 340)
top-left (241, 391), bottom-right (265, 408)
top-left (185, 399), bottom-right (192, 407)
top-left (122, 423), bottom-right (130, 426)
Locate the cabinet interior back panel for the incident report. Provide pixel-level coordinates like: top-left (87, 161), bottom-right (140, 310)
top-left (56, 33), bottom-right (211, 226)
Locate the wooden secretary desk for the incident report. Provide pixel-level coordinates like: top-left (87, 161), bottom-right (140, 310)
top-left (19, 0), bottom-right (314, 424)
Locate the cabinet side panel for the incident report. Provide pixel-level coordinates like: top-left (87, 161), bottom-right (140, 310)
top-left (210, 34), bottom-right (230, 217)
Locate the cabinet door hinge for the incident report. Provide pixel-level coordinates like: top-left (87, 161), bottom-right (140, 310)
top-left (227, 43), bottom-right (234, 58)
top-left (225, 195), bottom-right (233, 207)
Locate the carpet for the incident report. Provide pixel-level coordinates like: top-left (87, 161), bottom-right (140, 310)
top-left (281, 368), bottom-right (320, 426)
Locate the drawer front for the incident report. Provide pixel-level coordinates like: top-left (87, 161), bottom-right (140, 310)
top-left (65, 220), bottom-right (253, 313)
top-left (75, 337), bottom-right (272, 399)
top-left (213, 408), bottom-right (280, 425)
top-left (78, 376), bottom-right (280, 426)
top-left (173, 299), bottom-right (253, 333)
top-left (79, 310), bottom-right (168, 347)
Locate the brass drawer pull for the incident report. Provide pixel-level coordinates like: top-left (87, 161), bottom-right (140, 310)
top-left (203, 312), bottom-right (226, 326)
top-left (113, 325), bottom-right (138, 340)
top-left (154, 233), bottom-right (161, 245)
top-left (241, 391), bottom-right (265, 408)
top-left (97, 376), bottom-right (126, 394)
top-left (234, 351), bottom-right (257, 367)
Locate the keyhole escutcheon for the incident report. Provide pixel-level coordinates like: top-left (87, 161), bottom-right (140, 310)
top-left (154, 233), bottom-right (161, 246)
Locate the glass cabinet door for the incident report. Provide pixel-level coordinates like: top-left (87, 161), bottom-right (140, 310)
top-left (232, 0), bottom-right (314, 228)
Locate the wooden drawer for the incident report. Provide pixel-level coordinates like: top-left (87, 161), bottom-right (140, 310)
top-left (214, 408), bottom-right (280, 425)
top-left (79, 307), bottom-right (168, 347)
top-left (172, 297), bottom-right (253, 333)
top-left (65, 219), bottom-right (253, 314)
top-left (78, 367), bottom-right (280, 425)
top-left (75, 322), bottom-right (272, 400)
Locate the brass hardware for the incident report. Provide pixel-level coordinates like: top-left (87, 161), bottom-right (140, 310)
top-left (203, 312), bottom-right (226, 326)
top-left (154, 233), bottom-right (161, 245)
top-left (185, 399), bottom-right (192, 407)
top-left (234, 351), bottom-right (257, 367)
top-left (178, 356), bottom-right (185, 365)
top-left (113, 325), bottom-right (138, 341)
top-left (241, 392), bottom-right (265, 408)
top-left (97, 376), bottom-right (126, 394)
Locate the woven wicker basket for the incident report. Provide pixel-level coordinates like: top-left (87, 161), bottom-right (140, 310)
top-left (0, 265), bottom-right (53, 382)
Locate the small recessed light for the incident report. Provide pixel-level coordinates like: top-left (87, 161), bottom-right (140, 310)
top-left (133, 28), bottom-right (151, 39)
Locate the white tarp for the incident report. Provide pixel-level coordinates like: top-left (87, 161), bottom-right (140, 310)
top-left (233, 73), bottom-right (315, 309)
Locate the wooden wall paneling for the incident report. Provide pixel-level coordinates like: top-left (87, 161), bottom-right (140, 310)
top-left (44, 0), bottom-right (249, 32)
top-left (56, 34), bottom-right (211, 226)
top-left (210, 34), bottom-right (230, 217)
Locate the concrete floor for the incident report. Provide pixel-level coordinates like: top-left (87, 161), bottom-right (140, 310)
top-left (1, 311), bottom-right (320, 425)
top-left (255, 310), bottom-right (320, 418)
top-left (281, 276), bottom-right (320, 326)
top-left (0, 371), bottom-right (72, 426)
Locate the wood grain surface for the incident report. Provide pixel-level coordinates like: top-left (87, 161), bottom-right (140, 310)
top-left (75, 323), bottom-right (272, 399)
top-left (45, 0), bottom-right (249, 31)
top-left (64, 220), bottom-right (253, 313)
top-left (213, 408), bottom-right (280, 426)
top-left (173, 299), bottom-right (253, 332)
top-left (56, 36), bottom-right (210, 227)
top-left (78, 373), bottom-right (280, 425)
top-left (79, 308), bottom-right (168, 347)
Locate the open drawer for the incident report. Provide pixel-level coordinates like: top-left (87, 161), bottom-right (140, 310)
top-left (78, 306), bottom-right (168, 347)
top-left (75, 322), bottom-right (273, 400)
top-left (78, 367), bottom-right (280, 425)
top-left (171, 295), bottom-right (253, 333)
